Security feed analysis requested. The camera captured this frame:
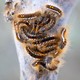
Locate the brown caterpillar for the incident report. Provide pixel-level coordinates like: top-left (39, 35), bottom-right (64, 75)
top-left (11, 4), bottom-right (67, 71)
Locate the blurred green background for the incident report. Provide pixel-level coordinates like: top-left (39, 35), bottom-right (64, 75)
top-left (0, 0), bottom-right (80, 80)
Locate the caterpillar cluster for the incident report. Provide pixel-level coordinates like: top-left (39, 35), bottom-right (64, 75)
top-left (5, 1), bottom-right (67, 71)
